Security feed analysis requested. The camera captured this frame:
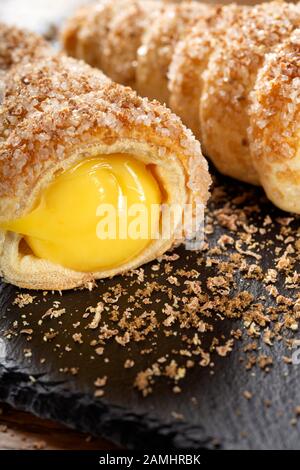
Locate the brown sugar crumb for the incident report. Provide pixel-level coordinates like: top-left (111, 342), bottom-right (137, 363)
top-left (167, 276), bottom-right (180, 286)
top-left (276, 253), bottom-right (292, 271)
top-left (244, 342), bottom-right (258, 352)
top-left (95, 347), bottom-right (104, 356)
top-left (207, 275), bottom-right (231, 295)
top-left (13, 293), bottom-right (35, 308)
top-left (257, 354), bottom-right (273, 370)
top-left (115, 331), bottom-right (131, 346)
top-left (124, 359), bottom-right (135, 369)
top-left (215, 211), bottom-right (238, 231)
top-left (20, 328), bottom-right (33, 335)
top-left (265, 285), bottom-right (279, 297)
top-left (235, 241), bottom-right (262, 261)
top-left (243, 390), bottom-right (253, 400)
top-left (264, 269), bottom-right (278, 284)
top-left (134, 369), bottom-right (155, 397)
top-left (87, 302), bottom-right (104, 329)
top-left (43, 330), bottom-right (59, 342)
top-left (72, 333), bottom-right (83, 344)
top-left (231, 329), bottom-right (242, 340)
top-left (245, 354), bottom-right (257, 370)
top-left (23, 348), bottom-right (32, 358)
top-left (184, 280), bottom-right (202, 295)
top-left (216, 339), bottom-right (234, 357)
top-left (218, 234), bottom-right (234, 248)
top-left (42, 307), bottom-right (66, 320)
top-left (94, 376), bottom-right (107, 388)
top-left (263, 329), bottom-right (274, 346)
top-left (165, 360), bottom-right (186, 381)
top-left (93, 375), bottom-right (107, 397)
top-left (283, 356), bottom-right (293, 364)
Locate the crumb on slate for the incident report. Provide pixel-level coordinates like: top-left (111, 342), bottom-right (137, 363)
top-left (7, 179), bottom-right (300, 404)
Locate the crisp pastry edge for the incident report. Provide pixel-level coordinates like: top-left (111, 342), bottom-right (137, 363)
top-left (0, 139), bottom-right (206, 290)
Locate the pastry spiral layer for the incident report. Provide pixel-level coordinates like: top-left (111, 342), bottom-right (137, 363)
top-left (63, 0), bottom-right (300, 213)
top-left (0, 24), bottom-right (210, 290)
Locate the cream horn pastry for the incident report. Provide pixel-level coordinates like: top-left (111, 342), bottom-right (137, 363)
top-left (62, 0), bottom-right (300, 214)
top-left (0, 24), bottom-right (211, 291)
top-left (198, 1), bottom-right (300, 186)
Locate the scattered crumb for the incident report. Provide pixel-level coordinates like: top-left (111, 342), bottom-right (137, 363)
top-left (243, 390), bottom-right (253, 400)
top-left (13, 293), bottom-right (35, 308)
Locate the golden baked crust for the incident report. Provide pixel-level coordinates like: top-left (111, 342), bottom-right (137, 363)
top-left (249, 29), bottom-right (300, 213)
top-left (169, 3), bottom-right (244, 139)
top-left (136, 1), bottom-right (214, 105)
top-left (200, 1), bottom-right (300, 185)
top-left (0, 23), bottom-right (51, 72)
top-left (0, 24), bottom-right (211, 290)
top-left (62, 0), bottom-right (164, 87)
top-left (62, 0), bottom-right (300, 214)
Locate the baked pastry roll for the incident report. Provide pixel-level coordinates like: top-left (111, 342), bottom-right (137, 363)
top-left (62, 0), bottom-right (300, 214)
top-left (0, 24), bottom-right (210, 291)
top-left (249, 30), bottom-right (300, 213)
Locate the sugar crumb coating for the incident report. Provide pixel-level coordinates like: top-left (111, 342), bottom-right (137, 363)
top-left (62, 0), bottom-right (164, 88)
top-left (200, 1), bottom-right (300, 185)
top-left (136, 1), bottom-right (214, 105)
top-left (0, 23), bottom-right (51, 72)
top-left (250, 29), bottom-right (300, 213)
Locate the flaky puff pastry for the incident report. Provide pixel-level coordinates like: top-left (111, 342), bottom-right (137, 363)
top-left (0, 24), bottom-right (210, 291)
top-left (62, 0), bottom-right (165, 88)
top-left (136, 1), bottom-right (215, 105)
top-left (249, 30), bottom-right (300, 213)
top-left (199, 1), bottom-right (300, 185)
top-left (169, 3), bottom-right (243, 141)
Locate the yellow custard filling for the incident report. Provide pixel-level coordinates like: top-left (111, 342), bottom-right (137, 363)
top-left (1, 154), bottom-right (162, 272)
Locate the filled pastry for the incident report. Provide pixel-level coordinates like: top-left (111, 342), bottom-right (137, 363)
top-left (63, 0), bottom-right (300, 214)
top-left (0, 24), bottom-right (210, 291)
top-left (249, 29), bottom-right (300, 214)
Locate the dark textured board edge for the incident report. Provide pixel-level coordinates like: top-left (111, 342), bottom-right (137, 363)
top-left (0, 361), bottom-right (214, 450)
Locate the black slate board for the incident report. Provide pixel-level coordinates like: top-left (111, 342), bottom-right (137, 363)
top-left (0, 170), bottom-right (300, 450)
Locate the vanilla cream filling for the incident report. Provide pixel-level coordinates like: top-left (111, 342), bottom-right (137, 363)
top-left (0, 154), bottom-right (162, 272)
